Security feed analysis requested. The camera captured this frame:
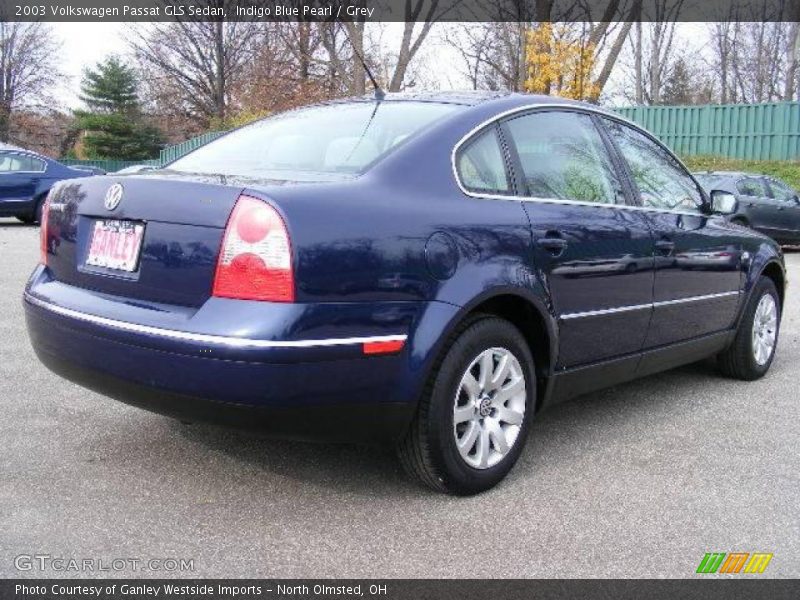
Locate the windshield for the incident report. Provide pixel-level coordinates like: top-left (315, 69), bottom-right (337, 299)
top-left (169, 101), bottom-right (460, 178)
top-left (693, 174), bottom-right (727, 189)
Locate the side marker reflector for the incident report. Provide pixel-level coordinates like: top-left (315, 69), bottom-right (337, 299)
top-left (363, 339), bottom-right (405, 355)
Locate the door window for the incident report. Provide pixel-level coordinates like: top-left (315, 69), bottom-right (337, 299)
top-left (736, 177), bottom-right (767, 197)
top-left (456, 127), bottom-right (511, 195)
top-left (504, 111), bottom-right (621, 204)
top-left (603, 118), bottom-right (703, 213)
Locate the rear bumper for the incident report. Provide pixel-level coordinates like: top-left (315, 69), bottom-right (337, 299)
top-left (24, 268), bottom-right (425, 444)
top-left (31, 348), bottom-right (412, 444)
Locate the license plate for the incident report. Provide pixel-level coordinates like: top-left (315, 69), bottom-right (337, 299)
top-left (86, 220), bottom-right (145, 272)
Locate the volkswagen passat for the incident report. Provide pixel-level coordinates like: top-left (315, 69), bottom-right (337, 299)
top-left (24, 93), bottom-right (785, 494)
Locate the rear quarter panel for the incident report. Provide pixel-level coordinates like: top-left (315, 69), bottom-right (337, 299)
top-left (254, 103), bottom-right (545, 404)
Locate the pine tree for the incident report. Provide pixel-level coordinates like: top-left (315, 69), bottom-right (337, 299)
top-left (74, 56), bottom-right (164, 160)
top-left (661, 58), bottom-right (694, 105)
top-left (80, 57), bottom-right (139, 114)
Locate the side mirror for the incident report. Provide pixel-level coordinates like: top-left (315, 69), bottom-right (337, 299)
top-left (710, 190), bottom-right (737, 215)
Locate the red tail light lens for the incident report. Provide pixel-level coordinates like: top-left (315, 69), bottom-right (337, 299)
top-left (39, 193), bottom-right (51, 265)
top-left (213, 195), bottom-right (294, 302)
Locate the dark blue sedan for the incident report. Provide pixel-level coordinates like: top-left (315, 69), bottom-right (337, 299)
top-left (24, 93), bottom-right (785, 494)
top-left (0, 144), bottom-right (95, 224)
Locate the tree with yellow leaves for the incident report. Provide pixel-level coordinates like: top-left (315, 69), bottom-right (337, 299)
top-left (524, 23), bottom-right (600, 101)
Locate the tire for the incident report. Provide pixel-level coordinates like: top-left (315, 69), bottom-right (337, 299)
top-left (15, 196), bottom-right (45, 225)
top-left (398, 316), bottom-right (536, 495)
top-left (34, 198), bottom-right (44, 224)
top-left (718, 277), bottom-right (780, 381)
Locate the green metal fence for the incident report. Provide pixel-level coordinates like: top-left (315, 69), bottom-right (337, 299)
top-left (613, 102), bottom-right (800, 161)
top-left (61, 131), bottom-right (228, 172)
top-left (61, 158), bottom-right (161, 172)
top-left (158, 131), bottom-right (227, 164)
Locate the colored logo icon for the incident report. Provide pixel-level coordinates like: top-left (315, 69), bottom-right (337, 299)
top-left (696, 552), bottom-right (773, 574)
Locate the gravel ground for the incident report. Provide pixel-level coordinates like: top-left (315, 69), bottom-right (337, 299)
top-left (1, 217), bottom-right (798, 578)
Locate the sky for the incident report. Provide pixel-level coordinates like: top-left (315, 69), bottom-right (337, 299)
top-left (55, 23), bottom-right (130, 108)
top-left (50, 22), bottom-right (709, 111)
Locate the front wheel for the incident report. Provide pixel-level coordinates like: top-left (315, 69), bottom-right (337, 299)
top-left (718, 277), bottom-right (780, 380)
top-left (398, 316), bottom-right (535, 495)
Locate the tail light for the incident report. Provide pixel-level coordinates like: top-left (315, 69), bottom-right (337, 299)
top-left (39, 192), bottom-right (52, 265)
top-left (212, 195), bottom-right (294, 302)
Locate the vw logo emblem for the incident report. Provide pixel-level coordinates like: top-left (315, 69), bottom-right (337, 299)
top-left (104, 184), bottom-right (124, 211)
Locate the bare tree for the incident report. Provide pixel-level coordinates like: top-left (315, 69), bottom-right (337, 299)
top-left (617, 0), bottom-right (685, 104)
top-left (129, 19), bottom-right (257, 128)
top-left (704, 0), bottom-right (799, 104)
top-left (443, 0), bottom-right (638, 99)
top-left (0, 22), bottom-right (62, 142)
top-left (386, 1), bottom-right (451, 92)
top-left (784, 20), bottom-right (799, 101)
top-left (444, 22), bottom-right (530, 91)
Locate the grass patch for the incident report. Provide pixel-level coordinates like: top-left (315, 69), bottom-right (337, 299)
top-left (682, 155), bottom-right (800, 190)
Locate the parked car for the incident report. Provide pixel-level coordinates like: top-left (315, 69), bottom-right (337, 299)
top-left (0, 144), bottom-right (96, 224)
top-left (115, 164), bottom-right (158, 174)
top-left (24, 93), bottom-right (785, 495)
top-left (694, 171), bottom-right (800, 245)
top-left (74, 165), bottom-right (108, 176)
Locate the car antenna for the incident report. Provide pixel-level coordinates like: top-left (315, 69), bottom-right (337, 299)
top-left (346, 28), bottom-right (385, 101)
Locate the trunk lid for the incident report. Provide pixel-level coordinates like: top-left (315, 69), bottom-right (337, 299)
top-left (45, 175), bottom-right (246, 307)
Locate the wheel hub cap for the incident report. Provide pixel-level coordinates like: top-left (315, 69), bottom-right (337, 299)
top-left (453, 347), bottom-right (527, 470)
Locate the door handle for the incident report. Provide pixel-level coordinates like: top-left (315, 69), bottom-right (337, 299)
top-left (536, 235), bottom-right (568, 254)
top-left (654, 239), bottom-right (675, 254)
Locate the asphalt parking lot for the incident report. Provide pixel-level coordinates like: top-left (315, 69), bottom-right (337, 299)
top-left (1, 217), bottom-right (798, 579)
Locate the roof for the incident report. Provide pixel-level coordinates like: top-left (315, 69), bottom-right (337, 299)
top-left (0, 142), bottom-right (48, 160)
top-left (0, 142), bottom-right (29, 152)
top-left (347, 90), bottom-right (602, 108)
top-left (692, 171), bottom-right (757, 179)
top-left (363, 90), bottom-right (515, 106)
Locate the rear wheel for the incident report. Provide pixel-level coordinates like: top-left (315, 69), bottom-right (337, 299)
top-left (398, 316), bottom-right (535, 495)
top-left (718, 277), bottom-right (780, 380)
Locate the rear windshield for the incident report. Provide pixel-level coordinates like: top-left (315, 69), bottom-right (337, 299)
top-left (169, 101), bottom-right (460, 178)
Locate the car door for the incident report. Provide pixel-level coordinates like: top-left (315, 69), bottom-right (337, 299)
top-left (601, 117), bottom-right (742, 348)
top-left (764, 177), bottom-right (800, 242)
top-left (737, 176), bottom-right (781, 235)
top-left (0, 151), bottom-right (41, 207)
top-left (501, 109), bottom-right (655, 368)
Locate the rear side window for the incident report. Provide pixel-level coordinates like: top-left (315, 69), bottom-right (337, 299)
top-left (768, 178), bottom-right (798, 202)
top-left (737, 178), bottom-right (767, 197)
top-left (504, 111), bottom-right (621, 205)
top-left (0, 153), bottom-right (45, 173)
top-left (603, 118), bottom-right (703, 213)
top-left (456, 128), bottom-right (510, 194)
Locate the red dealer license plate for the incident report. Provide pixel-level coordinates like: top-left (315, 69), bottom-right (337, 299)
top-left (86, 220), bottom-right (145, 272)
